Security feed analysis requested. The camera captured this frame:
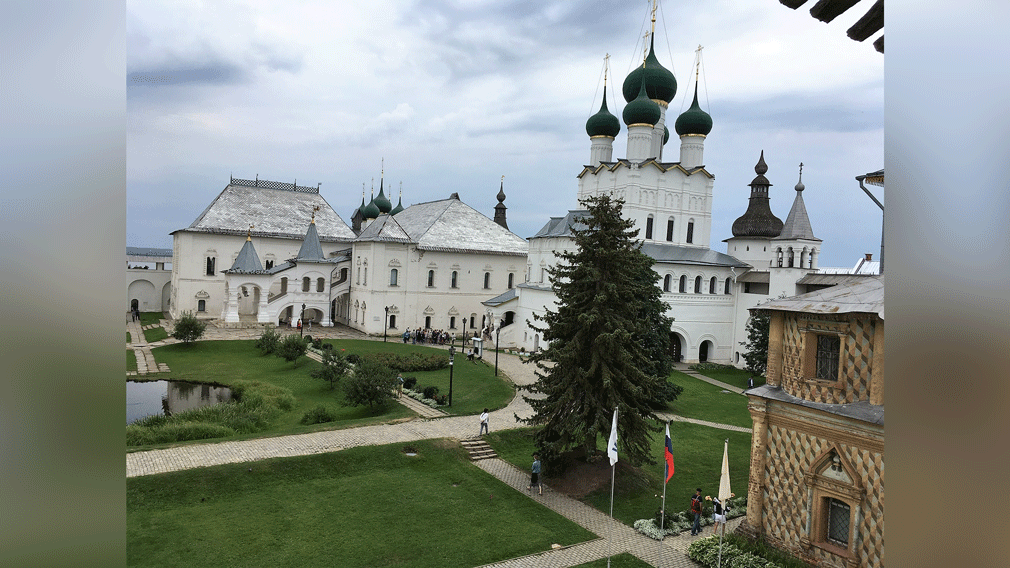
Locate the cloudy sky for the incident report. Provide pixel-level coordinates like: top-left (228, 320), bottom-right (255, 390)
top-left (127, 0), bottom-right (883, 269)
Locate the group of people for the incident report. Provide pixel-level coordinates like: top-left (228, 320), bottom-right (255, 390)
top-left (402, 328), bottom-right (453, 345)
top-left (690, 488), bottom-right (735, 536)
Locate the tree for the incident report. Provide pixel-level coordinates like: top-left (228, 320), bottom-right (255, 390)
top-left (342, 357), bottom-right (396, 410)
top-left (275, 333), bottom-right (307, 363)
top-left (740, 309), bottom-right (770, 376)
top-left (255, 327), bottom-right (281, 355)
top-left (519, 194), bottom-right (674, 466)
top-left (171, 311), bottom-right (206, 344)
top-left (311, 349), bottom-right (350, 390)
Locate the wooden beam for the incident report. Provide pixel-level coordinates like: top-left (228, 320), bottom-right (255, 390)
top-left (809, 0), bottom-right (860, 23)
top-left (780, 0), bottom-right (809, 8)
top-left (873, 35), bottom-right (884, 53)
top-left (847, 0), bottom-right (883, 41)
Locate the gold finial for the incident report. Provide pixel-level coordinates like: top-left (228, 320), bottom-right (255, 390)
top-left (501, 174), bottom-right (505, 182)
top-left (370, 178), bottom-right (374, 196)
top-left (399, 180), bottom-right (402, 197)
top-left (247, 224), bottom-right (254, 240)
top-left (381, 157), bottom-right (384, 179)
top-left (799, 162), bottom-right (804, 179)
top-left (311, 205), bottom-right (320, 224)
top-left (651, 0), bottom-right (657, 32)
top-left (695, 45), bottom-right (703, 81)
top-left (362, 182), bottom-right (365, 199)
top-left (642, 31), bottom-right (649, 63)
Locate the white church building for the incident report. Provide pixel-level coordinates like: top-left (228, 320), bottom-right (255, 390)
top-left (140, 11), bottom-right (868, 366)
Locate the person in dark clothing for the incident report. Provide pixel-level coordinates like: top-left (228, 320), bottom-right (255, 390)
top-left (690, 488), bottom-right (703, 535)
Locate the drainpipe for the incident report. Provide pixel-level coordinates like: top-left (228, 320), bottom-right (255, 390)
top-left (856, 175), bottom-right (884, 274)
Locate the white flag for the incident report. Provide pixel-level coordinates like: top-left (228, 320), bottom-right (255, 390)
top-left (718, 439), bottom-right (731, 502)
top-left (607, 408), bottom-right (619, 466)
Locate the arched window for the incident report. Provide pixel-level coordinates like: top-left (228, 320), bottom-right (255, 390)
top-left (389, 315), bottom-right (396, 329)
top-left (363, 268), bottom-right (367, 285)
top-left (679, 275), bottom-right (686, 293)
top-left (776, 248), bottom-right (783, 267)
top-left (390, 269), bottom-right (398, 286)
top-left (788, 247), bottom-right (795, 268)
top-left (197, 300), bottom-right (206, 312)
top-left (427, 270), bottom-right (435, 287)
top-left (337, 268), bottom-right (348, 284)
top-left (280, 277), bottom-right (288, 294)
top-left (663, 274), bottom-right (672, 292)
top-left (317, 277), bottom-right (325, 292)
top-left (265, 260), bottom-right (274, 270)
top-left (450, 316), bottom-right (456, 329)
top-left (666, 218), bottom-right (674, 241)
top-left (710, 276), bottom-right (717, 294)
top-left (508, 273), bottom-right (514, 289)
top-left (483, 272), bottom-right (491, 289)
top-left (686, 220), bottom-right (695, 244)
top-left (451, 271), bottom-right (458, 288)
top-left (645, 215), bottom-right (654, 239)
top-left (424, 316), bottom-right (431, 329)
top-left (694, 276), bottom-right (702, 293)
top-left (302, 277), bottom-right (310, 292)
top-left (205, 257), bottom-right (215, 276)
top-left (725, 277), bottom-right (732, 295)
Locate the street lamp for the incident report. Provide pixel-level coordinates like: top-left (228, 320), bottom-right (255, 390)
top-left (383, 306), bottom-right (389, 342)
top-left (495, 324), bottom-right (501, 377)
top-left (300, 303), bottom-right (306, 337)
top-left (448, 345), bottom-right (456, 407)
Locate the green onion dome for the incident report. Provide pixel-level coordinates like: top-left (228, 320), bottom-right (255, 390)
top-left (674, 84), bottom-right (713, 136)
top-left (622, 35), bottom-right (677, 104)
top-left (374, 183), bottom-right (392, 214)
top-left (361, 196), bottom-right (380, 219)
top-left (390, 196), bottom-right (404, 215)
top-left (623, 76), bottom-right (661, 127)
top-left (663, 125), bottom-right (670, 145)
top-left (586, 89), bottom-right (621, 138)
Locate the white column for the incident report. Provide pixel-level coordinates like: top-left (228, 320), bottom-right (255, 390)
top-left (679, 134), bottom-right (706, 168)
top-left (589, 136), bottom-right (615, 164)
top-left (627, 124), bottom-right (654, 161)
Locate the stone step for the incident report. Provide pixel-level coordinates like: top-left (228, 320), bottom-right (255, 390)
top-left (460, 439), bottom-right (498, 461)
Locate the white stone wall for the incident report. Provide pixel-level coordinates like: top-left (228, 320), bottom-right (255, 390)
top-left (126, 269), bottom-right (172, 312)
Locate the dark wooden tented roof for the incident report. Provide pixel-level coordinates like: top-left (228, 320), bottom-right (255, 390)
top-left (779, 0), bottom-right (883, 53)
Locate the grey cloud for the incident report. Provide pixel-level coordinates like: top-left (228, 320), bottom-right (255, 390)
top-left (713, 90), bottom-right (884, 134)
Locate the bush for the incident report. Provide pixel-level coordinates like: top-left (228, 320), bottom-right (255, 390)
top-left (367, 352), bottom-right (448, 372)
top-left (300, 405), bottom-right (338, 425)
top-left (422, 385), bottom-right (439, 399)
top-left (343, 358), bottom-right (396, 410)
top-left (402, 376), bottom-right (417, 390)
top-left (311, 349), bottom-right (350, 390)
top-left (346, 353), bottom-right (362, 365)
top-left (255, 328), bottom-right (281, 355)
top-left (633, 518), bottom-right (678, 540)
top-left (312, 338), bottom-right (323, 350)
top-left (276, 333), bottom-right (308, 363)
top-left (171, 311), bottom-right (206, 344)
top-left (689, 362), bottom-right (738, 371)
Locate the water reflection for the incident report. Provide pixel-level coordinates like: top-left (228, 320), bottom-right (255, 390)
top-left (127, 380), bottom-right (233, 424)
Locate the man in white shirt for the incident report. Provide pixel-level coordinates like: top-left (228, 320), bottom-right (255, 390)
top-left (479, 409), bottom-right (489, 436)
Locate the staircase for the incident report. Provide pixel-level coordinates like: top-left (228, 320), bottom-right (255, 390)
top-left (460, 438), bottom-right (497, 461)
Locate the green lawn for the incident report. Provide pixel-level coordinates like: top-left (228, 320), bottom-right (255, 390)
top-left (127, 350), bottom-right (137, 372)
top-left (664, 371), bottom-right (752, 428)
top-left (127, 331), bottom-right (132, 343)
top-left (143, 326), bottom-right (169, 343)
top-left (321, 339), bottom-right (515, 416)
top-left (693, 366), bottom-right (766, 390)
top-left (574, 553), bottom-right (655, 567)
top-left (486, 422), bottom-right (752, 528)
top-left (127, 439), bottom-right (595, 568)
top-left (131, 339), bottom-right (513, 449)
top-left (138, 311), bottom-right (164, 326)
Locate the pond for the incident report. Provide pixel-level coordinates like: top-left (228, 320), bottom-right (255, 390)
top-left (127, 380), bottom-right (233, 425)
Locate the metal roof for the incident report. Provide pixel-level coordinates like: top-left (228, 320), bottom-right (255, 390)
top-left (374, 197), bottom-right (528, 256)
top-left (354, 214), bottom-right (411, 243)
top-left (295, 222), bottom-right (325, 261)
top-left (531, 210), bottom-right (591, 239)
top-left (126, 247), bottom-right (172, 258)
top-left (757, 274), bottom-right (884, 319)
top-left (224, 238), bottom-right (265, 274)
top-left (176, 180), bottom-right (355, 242)
top-left (482, 288), bottom-right (517, 307)
top-left (774, 189), bottom-right (819, 241)
top-left (641, 243), bottom-right (751, 268)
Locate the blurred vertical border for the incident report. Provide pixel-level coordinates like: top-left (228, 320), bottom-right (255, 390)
top-left (1, 1), bottom-right (126, 565)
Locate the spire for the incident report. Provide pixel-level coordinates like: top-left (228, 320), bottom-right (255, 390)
top-left (362, 177), bottom-right (380, 219)
top-left (493, 175), bottom-right (509, 230)
top-left (777, 162), bottom-right (817, 240)
top-left (390, 182), bottom-right (405, 215)
top-left (229, 230), bottom-right (264, 273)
top-left (296, 215), bottom-right (325, 261)
top-left (731, 151), bottom-right (784, 237)
top-left (375, 161), bottom-right (392, 214)
top-left (586, 55), bottom-right (621, 138)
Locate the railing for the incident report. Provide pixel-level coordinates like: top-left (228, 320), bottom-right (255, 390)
top-left (267, 290), bottom-right (287, 304)
top-left (230, 176), bottom-right (320, 194)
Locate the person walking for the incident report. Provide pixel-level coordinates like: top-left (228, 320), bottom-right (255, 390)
top-left (397, 374), bottom-right (404, 398)
top-left (690, 488), bottom-right (703, 536)
top-left (528, 453), bottom-right (542, 495)
top-left (747, 376), bottom-right (755, 389)
top-left (479, 408), bottom-right (489, 436)
top-left (706, 493), bottom-right (733, 535)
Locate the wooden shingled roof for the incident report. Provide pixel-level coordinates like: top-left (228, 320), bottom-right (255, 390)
top-left (779, 0), bottom-right (884, 53)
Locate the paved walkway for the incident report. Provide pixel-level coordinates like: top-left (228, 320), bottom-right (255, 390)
top-left (127, 319), bottom-right (750, 567)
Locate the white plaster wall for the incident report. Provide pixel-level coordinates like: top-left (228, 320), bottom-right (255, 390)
top-left (127, 269), bottom-right (171, 312)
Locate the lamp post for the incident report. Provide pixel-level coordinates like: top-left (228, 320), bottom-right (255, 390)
top-left (448, 345), bottom-right (455, 407)
top-left (383, 306), bottom-right (389, 342)
top-left (495, 324), bottom-right (501, 377)
top-left (300, 303), bottom-right (306, 337)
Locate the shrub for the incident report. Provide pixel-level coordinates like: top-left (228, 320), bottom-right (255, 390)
top-left (422, 385), bottom-right (439, 400)
top-left (402, 376), bottom-right (417, 390)
top-left (346, 353), bottom-right (362, 365)
top-left (367, 352), bottom-right (448, 372)
top-left (311, 349), bottom-right (350, 390)
top-left (343, 358), bottom-right (396, 410)
top-left (255, 328), bottom-right (281, 354)
top-left (303, 334), bottom-right (313, 344)
top-left (689, 362), bottom-right (737, 371)
top-left (171, 311), bottom-right (206, 344)
top-left (300, 405), bottom-right (338, 425)
top-left (312, 338), bottom-right (323, 350)
top-left (276, 333), bottom-right (308, 363)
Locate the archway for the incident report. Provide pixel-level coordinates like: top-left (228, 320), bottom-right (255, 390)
top-left (699, 340), bottom-right (713, 362)
top-left (131, 299), bottom-right (139, 311)
top-left (669, 332), bottom-right (684, 363)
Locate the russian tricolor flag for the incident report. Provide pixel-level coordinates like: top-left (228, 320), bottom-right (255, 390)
top-left (664, 423), bottom-right (674, 483)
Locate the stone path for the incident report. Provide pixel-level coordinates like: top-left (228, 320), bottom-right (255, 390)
top-left (127, 319), bottom-right (751, 567)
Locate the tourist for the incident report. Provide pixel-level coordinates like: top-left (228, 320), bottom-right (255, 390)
top-left (706, 493), bottom-right (734, 535)
top-left (528, 454), bottom-right (542, 495)
top-left (479, 408), bottom-right (489, 436)
top-left (690, 488), bottom-right (703, 535)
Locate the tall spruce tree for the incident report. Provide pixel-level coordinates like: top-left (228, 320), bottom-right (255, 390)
top-left (740, 309), bottom-right (770, 376)
top-left (519, 195), bottom-right (673, 466)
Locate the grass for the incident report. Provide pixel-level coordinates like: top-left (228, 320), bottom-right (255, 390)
top-left (127, 350), bottom-right (137, 372)
top-left (138, 311), bottom-right (164, 326)
top-left (127, 439), bottom-right (595, 568)
top-left (693, 366), bottom-right (766, 390)
top-left (486, 422), bottom-right (752, 528)
top-left (573, 553), bottom-right (655, 567)
top-left (127, 331), bottom-right (132, 343)
top-left (322, 339), bottom-right (515, 417)
top-left (664, 371), bottom-right (752, 429)
top-left (143, 326), bottom-right (169, 343)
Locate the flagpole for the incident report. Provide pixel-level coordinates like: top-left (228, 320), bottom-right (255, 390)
top-left (658, 421), bottom-right (669, 567)
top-left (607, 407), bottom-right (618, 568)
top-left (717, 439), bottom-right (730, 568)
